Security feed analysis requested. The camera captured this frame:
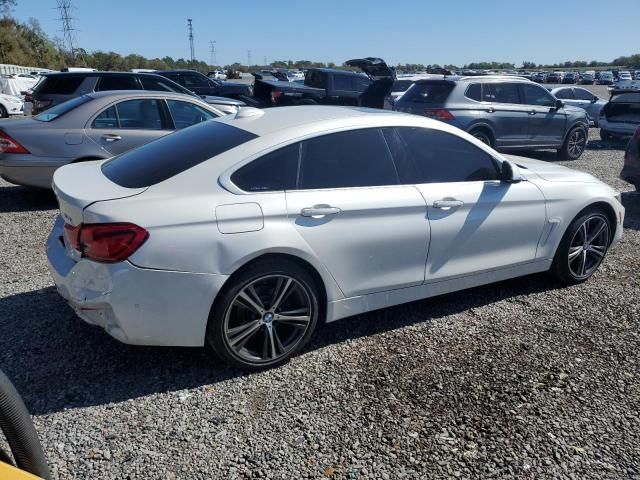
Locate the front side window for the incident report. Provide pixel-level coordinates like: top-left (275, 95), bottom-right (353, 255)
top-left (231, 143), bottom-right (299, 192)
top-left (393, 127), bottom-right (499, 183)
top-left (92, 99), bottom-right (164, 130)
top-left (483, 83), bottom-right (521, 104)
top-left (574, 88), bottom-right (594, 101)
top-left (521, 84), bottom-right (555, 107)
top-left (96, 76), bottom-right (140, 91)
top-left (166, 100), bottom-right (218, 130)
top-left (298, 129), bottom-right (399, 190)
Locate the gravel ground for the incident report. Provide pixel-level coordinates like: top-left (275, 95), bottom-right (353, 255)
top-left (0, 132), bottom-right (639, 479)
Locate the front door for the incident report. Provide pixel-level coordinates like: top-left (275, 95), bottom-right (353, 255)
top-left (480, 82), bottom-right (531, 148)
top-left (520, 83), bottom-right (566, 146)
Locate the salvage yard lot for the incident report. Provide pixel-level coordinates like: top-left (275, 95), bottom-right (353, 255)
top-left (0, 133), bottom-right (639, 479)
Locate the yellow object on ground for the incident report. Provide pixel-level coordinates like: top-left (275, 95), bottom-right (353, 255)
top-left (0, 461), bottom-right (43, 479)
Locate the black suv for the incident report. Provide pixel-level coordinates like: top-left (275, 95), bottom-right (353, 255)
top-left (155, 70), bottom-right (251, 100)
top-left (28, 71), bottom-right (200, 115)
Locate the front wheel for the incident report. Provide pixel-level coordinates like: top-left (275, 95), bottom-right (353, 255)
top-left (557, 126), bottom-right (587, 160)
top-left (206, 259), bottom-right (320, 370)
top-left (551, 209), bottom-right (611, 284)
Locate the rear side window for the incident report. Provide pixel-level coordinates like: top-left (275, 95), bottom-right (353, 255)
top-left (94, 99), bottom-right (164, 130)
top-left (36, 76), bottom-right (84, 95)
top-left (483, 83), bottom-right (520, 104)
top-left (33, 95), bottom-right (92, 122)
top-left (391, 80), bottom-right (414, 93)
top-left (299, 129), bottom-right (399, 189)
top-left (96, 76), bottom-right (140, 91)
top-left (231, 143), bottom-right (299, 192)
top-left (102, 121), bottom-right (257, 188)
top-left (554, 88), bottom-right (575, 100)
top-left (333, 74), bottom-right (354, 91)
top-left (404, 83), bottom-right (454, 104)
top-left (392, 127), bottom-right (498, 183)
top-left (306, 71), bottom-right (325, 89)
top-left (465, 83), bottom-right (481, 101)
top-left (140, 77), bottom-right (183, 93)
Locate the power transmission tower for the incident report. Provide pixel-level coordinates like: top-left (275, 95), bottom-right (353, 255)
top-left (56, 0), bottom-right (79, 63)
top-left (263, 56), bottom-right (267, 66)
top-left (247, 50), bottom-right (251, 68)
top-left (209, 40), bottom-right (217, 66)
top-left (187, 19), bottom-right (195, 69)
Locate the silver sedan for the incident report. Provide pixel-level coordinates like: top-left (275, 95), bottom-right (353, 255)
top-left (46, 106), bottom-right (625, 370)
top-left (549, 86), bottom-right (607, 126)
top-left (0, 91), bottom-right (224, 189)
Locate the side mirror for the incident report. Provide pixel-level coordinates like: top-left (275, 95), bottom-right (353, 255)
top-left (500, 160), bottom-right (523, 184)
top-left (591, 96), bottom-right (598, 103)
top-left (555, 99), bottom-right (564, 110)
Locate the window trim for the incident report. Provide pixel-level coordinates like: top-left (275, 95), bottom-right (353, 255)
top-left (89, 97), bottom-right (173, 131)
top-left (463, 83), bottom-right (482, 103)
top-left (519, 83), bottom-right (556, 107)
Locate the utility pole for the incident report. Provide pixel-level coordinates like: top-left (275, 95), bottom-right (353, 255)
top-left (187, 19), bottom-right (195, 69)
top-left (247, 50), bottom-right (251, 69)
top-left (209, 40), bottom-right (217, 67)
top-left (56, 0), bottom-right (79, 64)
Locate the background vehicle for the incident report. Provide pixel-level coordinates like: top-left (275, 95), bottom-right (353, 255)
top-left (550, 86), bottom-right (606, 126)
top-left (598, 72), bottom-right (614, 85)
top-left (45, 106), bottom-right (623, 370)
top-left (28, 71), bottom-right (243, 115)
top-left (157, 69), bottom-right (251, 100)
top-left (546, 72), bottom-right (563, 83)
top-left (619, 71), bottom-right (633, 81)
top-left (634, 70), bottom-right (640, 80)
top-left (251, 57), bottom-right (395, 109)
top-left (0, 93), bottom-right (24, 118)
top-left (562, 72), bottom-right (579, 84)
top-left (394, 76), bottom-right (589, 159)
top-left (580, 72), bottom-right (595, 84)
top-left (599, 88), bottom-right (640, 141)
top-left (531, 72), bottom-right (547, 83)
top-left (384, 74), bottom-right (445, 109)
top-left (207, 70), bottom-right (227, 80)
top-left (0, 91), bottom-right (224, 188)
top-left (621, 126), bottom-right (640, 191)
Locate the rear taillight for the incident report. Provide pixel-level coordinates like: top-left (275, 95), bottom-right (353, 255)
top-left (0, 130), bottom-right (30, 154)
top-left (634, 127), bottom-right (640, 140)
top-left (424, 109), bottom-right (455, 121)
top-left (270, 90), bottom-right (282, 104)
top-left (65, 222), bottom-right (149, 263)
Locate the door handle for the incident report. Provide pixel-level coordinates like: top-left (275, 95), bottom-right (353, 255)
top-left (529, 110), bottom-right (537, 115)
top-left (433, 199), bottom-right (464, 209)
top-left (300, 204), bottom-right (341, 217)
top-left (486, 107), bottom-right (495, 113)
top-left (101, 134), bottom-right (121, 142)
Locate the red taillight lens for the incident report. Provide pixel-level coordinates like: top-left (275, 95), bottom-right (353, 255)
top-left (270, 90), bottom-right (282, 104)
top-left (24, 94), bottom-right (33, 103)
top-left (0, 130), bottom-right (30, 154)
top-left (424, 108), bottom-right (455, 121)
top-left (64, 222), bottom-right (149, 263)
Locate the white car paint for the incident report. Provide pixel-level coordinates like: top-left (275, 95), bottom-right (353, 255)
top-left (46, 106), bottom-right (625, 350)
top-left (0, 93), bottom-right (24, 116)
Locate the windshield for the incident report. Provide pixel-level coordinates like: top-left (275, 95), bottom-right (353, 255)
top-left (33, 95), bottom-right (92, 122)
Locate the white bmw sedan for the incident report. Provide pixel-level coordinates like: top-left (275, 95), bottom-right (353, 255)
top-left (46, 106), bottom-right (625, 369)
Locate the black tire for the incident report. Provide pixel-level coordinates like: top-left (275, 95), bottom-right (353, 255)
top-left (0, 105), bottom-right (8, 119)
top-left (600, 130), bottom-right (613, 142)
top-left (206, 258), bottom-right (320, 370)
top-left (550, 207), bottom-right (611, 284)
top-left (470, 129), bottom-right (493, 147)
top-left (557, 126), bottom-right (587, 160)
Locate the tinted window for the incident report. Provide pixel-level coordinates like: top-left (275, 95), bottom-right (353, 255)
top-left (231, 144), bottom-right (299, 192)
top-left (92, 106), bottom-right (118, 128)
top-left (96, 76), bottom-right (140, 91)
top-left (393, 127), bottom-right (498, 183)
top-left (333, 74), bottom-right (354, 91)
top-left (102, 121), bottom-right (257, 188)
top-left (465, 83), bottom-right (481, 101)
top-left (181, 73), bottom-right (210, 88)
top-left (114, 99), bottom-right (163, 129)
top-left (354, 76), bottom-right (371, 92)
top-left (33, 95), bottom-right (92, 122)
top-left (574, 88), bottom-right (594, 101)
top-left (521, 84), bottom-right (555, 107)
top-left (554, 88), bottom-right (575, 100)
top-left (305, 71), bottom-right (325, 89)
top-left (405, 83), bottom-right (454, 104)
top-left (166, 100), bottom-right (218, 130)
top-left (37, 76), bottom-right (84, 95)
top-left (140, 77), bottom-right (185, 93)
top-left (391, 80), bottom-right (415, 93)
top-left (299, 129), bottom-right (399, 189)
top-left (483, 83), bottom-right (520, 104)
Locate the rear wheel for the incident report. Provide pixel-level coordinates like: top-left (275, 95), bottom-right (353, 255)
top-left (557, 126), bottom-right (587, 160)
top-left (469, 129), bottom-right (493, 147)
top-left (206, 259), bottom-right (320, 370)
top-left (551, 208), bottom-right (611, 284)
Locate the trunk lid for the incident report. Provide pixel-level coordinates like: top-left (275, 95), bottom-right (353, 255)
top-left (53, 160), bottom-right (147, 225)
top-left (345, 58), bottom-right (396, 109)
top-left (345, 57), bottom-right (395, 80)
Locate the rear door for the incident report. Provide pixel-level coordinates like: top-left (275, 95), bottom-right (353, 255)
top-left (284, 128), bottom-right (429, 297)
top-left (481, 82), bottom-right (530, 148)
top-left (85, 98), bottom-right (172, 155)
top-left (520, 83), bottom-right (566, 146)
top-left (385, 126), bottom-right (546, 282)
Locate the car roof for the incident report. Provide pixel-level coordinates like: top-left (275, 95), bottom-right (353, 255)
top-left (43, 71), bottom-right (164, 78)
top-left (85, 90), bottom-right (207, 102)
top-left (156, 69), bottom-right (204, 74)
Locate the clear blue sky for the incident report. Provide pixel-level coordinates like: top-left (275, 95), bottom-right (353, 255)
top-left (10, 0), bottom-right (640, 67)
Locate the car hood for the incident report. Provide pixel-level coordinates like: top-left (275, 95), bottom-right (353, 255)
top-left (345, 57), bottom-right (395, 80)
top-left (505, 155), bottom-right (603, 183)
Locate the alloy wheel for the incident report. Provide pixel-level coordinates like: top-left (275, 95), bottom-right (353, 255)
top-left (223, 274), bottom-right (313, 364)
top-left (567, 215), bottom-right (609, 279)
top-left (568, 129), bottom-right (586, 158)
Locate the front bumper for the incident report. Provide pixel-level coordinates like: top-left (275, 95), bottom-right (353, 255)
top-left (46, 216), bottom-right (229, 347)
top-left (0, 155), bottom-right (70, 188)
